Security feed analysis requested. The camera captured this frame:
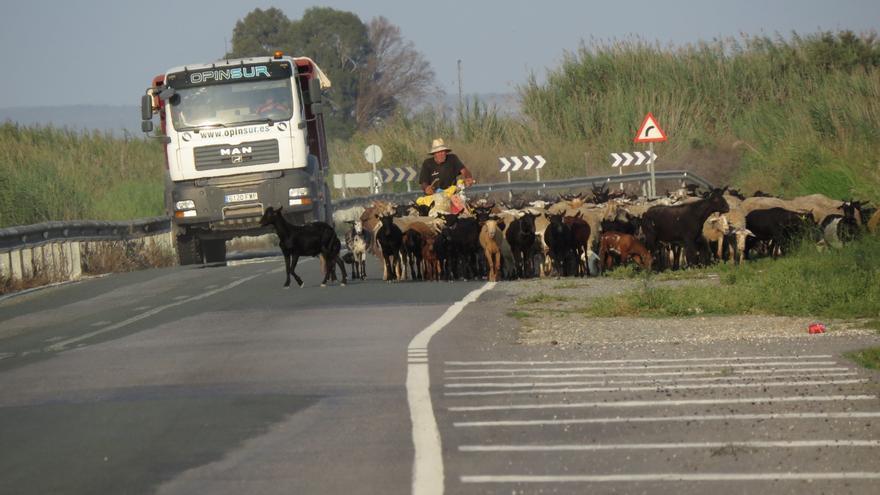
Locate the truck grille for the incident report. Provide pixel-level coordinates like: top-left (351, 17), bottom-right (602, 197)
top-left (194, 139), bottom-right (279, 171)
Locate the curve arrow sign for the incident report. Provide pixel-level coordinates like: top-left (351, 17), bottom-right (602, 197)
top-left (511, 156), bottom-right (524, 171)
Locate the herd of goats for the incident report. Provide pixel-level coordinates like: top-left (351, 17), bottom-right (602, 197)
top-left (258, 184), bottom-right (879, 287)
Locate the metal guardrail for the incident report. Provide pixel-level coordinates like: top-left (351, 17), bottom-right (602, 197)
top-left (0, 170), bottom-right (712, 252)
top-left (0, 217), bottom-right (170, 253)
top-left (332, 170), bottom-right (714, 210)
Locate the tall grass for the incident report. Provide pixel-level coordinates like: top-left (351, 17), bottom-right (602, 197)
top-left (0, 123), bottom-right (165, 227)
top-left (331, 31), bottom-right (880, 202)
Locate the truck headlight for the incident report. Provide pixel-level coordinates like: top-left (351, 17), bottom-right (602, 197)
top-left (288, 187), bottom-right (309, 197)
top-left (175, 200), bottom-right (195, 211)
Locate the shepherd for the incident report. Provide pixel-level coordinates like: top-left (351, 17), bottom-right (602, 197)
top-left (417, 138), bottom-right (475, 214)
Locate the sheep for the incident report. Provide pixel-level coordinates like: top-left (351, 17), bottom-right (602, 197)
top-left (702, 212), bottom-right (729, 263)
top-left (259, 206), bottom-right (347, 288)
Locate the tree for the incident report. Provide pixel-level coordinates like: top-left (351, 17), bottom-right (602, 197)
top-left (225, 8), bottom-right (292, 58)
top-left (225, 8), bottom-right (437, 138)
top-left (289, 7), bottom-right (370, 139)
top-left (355, 17), bottom-right (437, 129)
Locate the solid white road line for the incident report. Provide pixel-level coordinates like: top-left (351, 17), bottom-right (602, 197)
top-left (442, 367), bottom-right (852, 380)
top-left (45, 268), bottom-right (280, 352)
top-left (406, 282), bottom-right (496, 495)
top-left (459, 440), bottom-right (880, 452)
top-left (454, 411), bottom-right (880, 428)
top-left (444, 354), bottom-right (834, 366)
top-left (449, 394), bottom-right (876, 412)
top-left (444, 372), bottom-right (859, 388)
top-left (461, 472), bottom-right (880, 483)
top-left (444, 361), bottom-right (838, 374)
top-left (444, 378), bottom-right (867, 397)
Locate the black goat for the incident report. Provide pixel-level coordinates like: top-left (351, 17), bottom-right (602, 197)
top-left (543, 212), bottom-right (574, 277)
top-left (259, 206), bottom-right (347, 288)
top-left (505, 212), bottom-right (538, 278)
top-left (642, 188), bottom-right (730, 269)
top-left (376, 214), bottom-right (404, 281)
top-left (745, 207), bottom-right (817, 258)
top-left (402, 229), bottom-right (424, 281)
top-left (438, 213), bottom-right (482, 280)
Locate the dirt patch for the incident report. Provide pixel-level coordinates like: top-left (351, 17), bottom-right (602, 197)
top-left (498, 277), bottom-right (877, 350)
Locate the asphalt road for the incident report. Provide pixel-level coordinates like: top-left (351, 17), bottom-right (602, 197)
top-left (0, 255), bottom-right (482, 494)
top-left (1, 255), bottom-right (878, 494)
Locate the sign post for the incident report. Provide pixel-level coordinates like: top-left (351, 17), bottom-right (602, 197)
top-left (364, 144), bottom-right (383, 194)
top-left (633, 113), bottom-right (667, 199)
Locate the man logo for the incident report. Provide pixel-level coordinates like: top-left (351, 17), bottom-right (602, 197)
top-left (232, 156), bottom-right (243, 164)
top-left (220, 146), bottom-right (253, 156)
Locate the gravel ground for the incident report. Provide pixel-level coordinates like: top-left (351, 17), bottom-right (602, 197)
top-left (497, 276), bottom-right (880, 350)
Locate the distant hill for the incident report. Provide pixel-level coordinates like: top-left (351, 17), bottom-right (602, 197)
top-left (0, 94), bottom-right (520, 136)
top-left (0, 105), bottom-right (142, 136)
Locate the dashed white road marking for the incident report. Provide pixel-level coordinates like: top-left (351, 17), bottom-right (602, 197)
top-left (445, 354), bottom-right (834, 366)
top-left (132, 306), bottom-right (151, 311)
top-left (90, 320), bottom-right (112, 327)
top-left (461, 472), bottom-right (880, 483)
top-left (449, 394), bottom-right (877, 412)
top-left (0, 352), bottom-right (13, 361)
top-left (406, 282), bottom-right (496, 495)
top-left (460, 439), bottom-right (880, 452)
top-left (454, 410), bottom-right (880, 428)
top-left (44, 268), bottom-right (281, 352)
top-left (444, 378), bottom-right (868, 397)
top-left (173, 295), bottom-right (191, 300)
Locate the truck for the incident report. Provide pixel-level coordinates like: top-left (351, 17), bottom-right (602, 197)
top-left (140, 52), bottom-right (334, 265)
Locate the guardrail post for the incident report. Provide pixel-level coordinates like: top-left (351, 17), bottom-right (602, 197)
top-left (69, 242), bottom-right (82, 280)
top-left (50, 243), bottom-right (63, 280)
top-left (0, 251), bottom-right (13, 281)
top-left (20, 248), bottom-right (33, 280)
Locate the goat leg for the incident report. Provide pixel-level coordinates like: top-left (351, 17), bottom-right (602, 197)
top-left (289, 255), bottom-right (304, 287)
top-left (283, 251), bottom-right (292, 288)
top-left (335, 256), bottom-right (348, 286)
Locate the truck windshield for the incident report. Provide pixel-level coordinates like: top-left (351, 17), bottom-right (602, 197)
top-left (169, 79), bottom-right (294, 130)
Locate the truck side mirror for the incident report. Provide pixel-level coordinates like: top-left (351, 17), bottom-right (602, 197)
top-left (310, 103), bottom-right (324, 115)
top-left (307, 78), bottom-right (322, 104)
top-left (142, 120), bottom-right (154, 133)
top-left (141, 94), bottom-right (153, 120)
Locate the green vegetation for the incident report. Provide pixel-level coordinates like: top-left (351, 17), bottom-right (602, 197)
top-left (4, 31), bottom-right (880, 228)
top-left (582, 235), bottom-right (880, 319)
top-left (507, 310), bottom-right (532, 320)
top-left (845, 347), bottom-right (880, 370)
top-left (516, 292), bottom-right (571, 305)
top-left (0, 124), bottom-right (165, 228)
top-left (333, 31), bottom-right (880, 205)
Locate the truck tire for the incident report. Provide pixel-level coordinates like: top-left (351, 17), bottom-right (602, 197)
top-left (202, 239), bottom-right (227, 264)
top-left (177, 235), bottom-right (202, 266)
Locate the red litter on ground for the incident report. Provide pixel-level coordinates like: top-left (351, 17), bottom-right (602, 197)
top-left (808, 323), bottom-right (827, 334)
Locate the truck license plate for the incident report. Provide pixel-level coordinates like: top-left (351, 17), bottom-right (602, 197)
top-left (225, 192), bottom-right (258, 203)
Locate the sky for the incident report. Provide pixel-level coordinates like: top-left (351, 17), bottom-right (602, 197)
top-left (1, 0), bottom-right (878, 109)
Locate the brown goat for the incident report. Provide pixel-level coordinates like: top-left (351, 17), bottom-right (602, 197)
top-left (598, 232), bottom-right (652, 272)
top-left (479, 219), bottom-right (505, 282)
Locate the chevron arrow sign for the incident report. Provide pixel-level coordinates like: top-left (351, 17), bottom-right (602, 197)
top-left (610, 150), bottom-right (657, 167)
top-left (378, 166), bottom-right (418, 183)
top-left (498, 155), bottom-right (547, 172)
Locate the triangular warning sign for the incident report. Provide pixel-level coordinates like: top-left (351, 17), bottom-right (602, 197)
top-left (634, 113), bottom-right (668, 143)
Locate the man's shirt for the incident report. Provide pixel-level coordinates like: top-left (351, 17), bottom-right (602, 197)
top-left (419, 154), bottom-right (465, 190)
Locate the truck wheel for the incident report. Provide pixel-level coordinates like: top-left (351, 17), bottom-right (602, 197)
top-left (202, 239), bottom-right (227, 264)
top-left (177, 235), bottom-right (202, 266)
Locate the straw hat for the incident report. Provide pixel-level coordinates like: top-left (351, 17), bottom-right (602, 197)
top-left (428, 138), bottom-right (452, 155)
